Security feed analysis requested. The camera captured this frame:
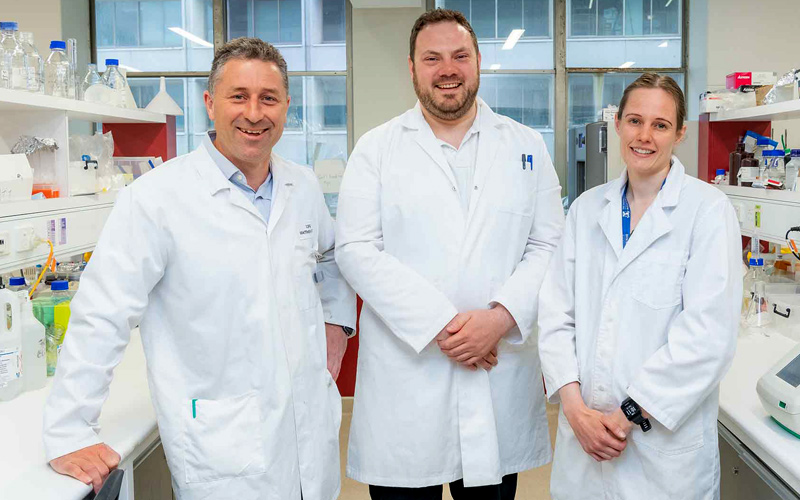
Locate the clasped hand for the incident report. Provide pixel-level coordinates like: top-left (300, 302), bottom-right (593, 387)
top-left (436, 306), bottom-right (516, 371)
top-left (560, 382), bottom-right (633, 462)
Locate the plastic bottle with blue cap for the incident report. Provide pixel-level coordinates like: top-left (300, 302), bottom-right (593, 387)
top-left (44, 40), bottom-right (69, 97)
top-left (32, 280), bottom-right (74, 376)
top-left (0, 287), bottom-right (23, 401)
top-left (102, 58), bottom-right (128, 108)
top-left (0, 21), bottom-right (28, 91)
top-left (712, 169), bottom-right (727, 185)
top-left (8, 276), bottom-right (47, 392)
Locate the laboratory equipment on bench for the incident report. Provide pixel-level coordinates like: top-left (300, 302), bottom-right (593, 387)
top-left (0, 154), bottom-right (33, 202)
top-left (32, 280), bottom-right (73, 377)
top-left (18, 287), bottom-right (45, 391)
top-left (19, 32), bottom-right (43, 93)
top-left (757, 342), bottom-right (800, 438)
top-left (0, 288), bottom-right (22, 401)
top-left (0, 22), bottom-right (27, 91)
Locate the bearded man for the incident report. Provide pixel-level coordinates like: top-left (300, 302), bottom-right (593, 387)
top-left (334, 9), bottom-right (565, 500)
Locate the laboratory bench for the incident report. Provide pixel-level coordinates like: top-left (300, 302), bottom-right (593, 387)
top-left (2, 327), bottom-right (800, 499)
top-left (719, 331), bottom-right (800, 499)
top-left (0, 328), bottom-right (170, 500)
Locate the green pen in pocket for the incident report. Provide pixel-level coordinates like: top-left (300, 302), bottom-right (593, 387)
top-left (192, 398), bottom-right (197, 419)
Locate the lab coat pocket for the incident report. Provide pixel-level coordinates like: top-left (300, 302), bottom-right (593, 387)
top-left (295, 272), bottom-right (317, 311)
top-left (630, 253), bottom-right (686, 309)
top-left (631, 411), bottom-right (704, 456)
top-left (184, 391), bottom-right (266, 483)
top-left (326, 370), bottom-right (343, 433)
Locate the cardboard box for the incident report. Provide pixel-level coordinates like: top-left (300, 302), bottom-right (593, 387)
top-left (726, 71), bottom-right (779, 89)
top-left (727, 72), bottom-right (752, 89)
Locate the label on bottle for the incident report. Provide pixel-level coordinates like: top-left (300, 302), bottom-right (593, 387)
top-left (0, 348), bottom-right (21, 387)
top-left (38, 338), bottom-right (45, 358)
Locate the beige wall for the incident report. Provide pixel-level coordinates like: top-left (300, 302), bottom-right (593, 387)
top-left (2, 0), bottom-right (62, 55)
top-left (351, 6), bottom-right (424, 142)
top-left (688, 0), bottom-right (800, 144)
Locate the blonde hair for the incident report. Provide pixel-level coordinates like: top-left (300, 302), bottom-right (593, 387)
top-left (618, 73), bottom-right (686, 130)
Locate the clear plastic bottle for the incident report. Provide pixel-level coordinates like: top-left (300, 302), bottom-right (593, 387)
top-left (712, 169), bottom-right (727, 185)
top-left (44, 40), bottom-right (69, 97)
top-left (33, 280), bottom-right (73, 376)
top-left (0, 288), bottom-right (23, 401)
top-left (18, 290), bottom-right (45, 391)
top-left (19, 32), bottom-right (43, 93)
top-left (81, 63), bottom-right (104, 100)
top-left (6, 276), bottom-right (27, 294)
top-left (0, 21), bottom-right (28, 91)
top-left (742, 257), bottom-right (765, 314)
top-left (785, 150), bottom-right (800, 192)
top-left (102, 58), bottom-right (127, 107)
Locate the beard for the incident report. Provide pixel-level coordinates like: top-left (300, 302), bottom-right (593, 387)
top-left (412, 68), bottom-right (480, 121)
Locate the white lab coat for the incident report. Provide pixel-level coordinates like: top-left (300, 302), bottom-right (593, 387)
top-left (335, 99), bottom-right (565, 488)
top-left (538, 158), bottom-right (741, 500)
top-left (43, 143), bottom-right (356, 500)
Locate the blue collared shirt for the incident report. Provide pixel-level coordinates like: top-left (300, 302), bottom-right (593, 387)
top-left (203, 131), bottom-right (274, 223)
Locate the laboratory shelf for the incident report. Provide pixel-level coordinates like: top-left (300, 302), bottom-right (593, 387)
top-left (710, 99), bottom-right (800, 123)
top-left (716, 185), bottom-right (800, 244)
top-left (0, 88), bottom-right (165, 124)
top-left (0, 192), bottom-right (118, 275)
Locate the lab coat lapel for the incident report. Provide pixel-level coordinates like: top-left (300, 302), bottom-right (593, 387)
top-left (598, 173), bottom-right (625, 260)
top-left (405, 103), bottom-right (458, 190)
top-left (194, 143), bottom-right (265, 226)
top-left (611, 158), bottom-right (683, 280)
top-left (268, 156), bottom-right (294, 237)
top-left (466, 100), bottom-right (503, 226)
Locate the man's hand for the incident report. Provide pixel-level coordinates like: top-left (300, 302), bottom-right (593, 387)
top-left (50, 443), bottom-right (120, 493)
top-left (559, 383), bottom-right (627, 462)
top-left (435, 317), bottom-right (498, 371)
top-left (602, 408), bottom-right (634, 441)
top-left (325, 323), bottom-right (348, 381)
top-left (438, 305), bottom-right (516, 368)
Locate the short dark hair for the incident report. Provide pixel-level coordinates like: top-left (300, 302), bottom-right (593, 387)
top-left (618, 73), bottom-right (687, 130)
top-left (409, 9), bottom-right (479, 61)
top-left (208, 37), bottom-right (289, 95)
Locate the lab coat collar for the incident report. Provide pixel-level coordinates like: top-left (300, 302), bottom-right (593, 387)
top-left (599, 155), bottom-right (684, 275)
top-left (402, 98), bottom-right (505, 211)
top-left (267, 155), bottom-right (295, 236)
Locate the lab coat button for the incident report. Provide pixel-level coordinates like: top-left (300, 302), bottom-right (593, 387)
top-left (452, 186), bottom-right (457, 192)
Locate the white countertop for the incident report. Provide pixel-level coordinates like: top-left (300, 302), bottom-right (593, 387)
top-left (719, 331), bottom-right (800, 493)
top-left (1, 329), bottom-right (157, 499)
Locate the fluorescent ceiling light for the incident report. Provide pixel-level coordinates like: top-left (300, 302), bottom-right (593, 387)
top-left (658, 41), bottom-right (669, 48)
top-left (490, 64), bottom-right (501, 70)
top-left (618, 61), bottom-right (635, 68)
top-left (665, 0), bottom-right (673, 7)
top-left (589, 0), bottom-right (594, 8)
top-left (119, 64), bottom-right (142, 72)
top-left (168, 27), bottom-right (213, 48)
top-left (502, 29), bottom-right (525, 50)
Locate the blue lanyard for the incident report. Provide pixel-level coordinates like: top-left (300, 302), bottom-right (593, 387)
top-left (622, 179), bottom-right (666, 248)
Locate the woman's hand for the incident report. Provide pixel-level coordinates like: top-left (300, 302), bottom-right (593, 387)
top-left (559, 383), bottom-right (628, 462)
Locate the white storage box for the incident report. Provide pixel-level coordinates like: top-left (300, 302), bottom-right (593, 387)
top-left (767, 291), bottom-right (800, 341)
top-left (0, 154), bottom-right (33, 202)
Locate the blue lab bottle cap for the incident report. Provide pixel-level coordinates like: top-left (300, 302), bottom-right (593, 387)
top-left (791, 149), bottom-right (800, 157)
top-left (716, 169), bottom-right (726, 175)
top-left (762, 150), bottom-right (782, 157)
top-left (105, 58), bottom-right (119, 66)
top-left (50, 280), bottom-right (69, 291)
top-left (0, 22), bottom-right (18, 31)
top-left (749, 258), bottom-right (764, 266)
top-left (8, 277), bottom-right (25, 286)
top-left (50, 40), bottom-right (66, 50)
top-left (757, 137), bottom-right (772, 146)
top-left (745, 131), bottom-right (760, 140)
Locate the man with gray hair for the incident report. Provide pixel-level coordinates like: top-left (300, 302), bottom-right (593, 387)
top-left (43, 37), bottom-right (356, 500)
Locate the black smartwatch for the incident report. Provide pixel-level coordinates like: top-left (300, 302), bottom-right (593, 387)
top-left (621, 397), bottom-right (652, 432)
top-left (341, 326), bottom-right (355, 338)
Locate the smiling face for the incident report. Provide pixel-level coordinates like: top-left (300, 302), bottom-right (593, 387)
top-left (409, 21), bottom-right (480, 121)
top-left (615, 87), bottom-right (686, 178)
top-left (203, 58), bottom-right (290, 171)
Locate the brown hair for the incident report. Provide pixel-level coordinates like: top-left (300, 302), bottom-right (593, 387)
top-left (208, 37), bottom-right (289, 95)
top-left (409, 9), bottom-right (479, 61)
top-left (618, 73), bottom-right (686, 130)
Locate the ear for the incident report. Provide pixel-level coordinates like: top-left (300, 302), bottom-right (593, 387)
top-left (408, 55), bottom-right (414, 80)
top-left (203, 90), bottom-right (215, 122)
top-left (675, 123), bottom-right (688, 145)
top-left (477, 50), bottom-right (481, 69)
top-left (614, 112), bottom-right (622, 135)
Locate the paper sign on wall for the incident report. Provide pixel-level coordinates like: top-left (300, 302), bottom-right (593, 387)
top-left (314, 159), bottom-right (346, 194)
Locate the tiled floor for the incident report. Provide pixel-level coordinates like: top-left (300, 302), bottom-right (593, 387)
top-left (338, 399), bottom-right (560, 500)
